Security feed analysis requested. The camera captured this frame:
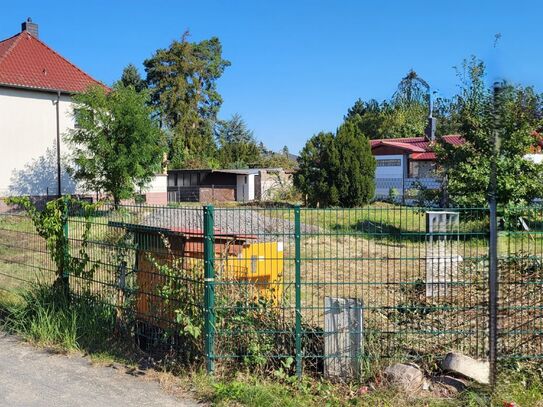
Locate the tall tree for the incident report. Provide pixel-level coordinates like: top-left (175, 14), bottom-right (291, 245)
top-left (345, 70), bottom-right (435, 139)
top-left (344, 98), bottom-right (383, 139)
top-left (295, 120), bottom-right (375, 207)
top-left (144, 32), bottom-right (231, 168)
top-left (215, 114), bottom-right (261, 168)
top-left (295, 132), bottom-right (339, 207)
top-left (120, 64), bottom-right (146, 92)
top-left (436, 57), bottom-right (543, 206)
top-left (65, 85), bottom-right (165, 207)
top-left (334, 118), bottom-right (376, 206)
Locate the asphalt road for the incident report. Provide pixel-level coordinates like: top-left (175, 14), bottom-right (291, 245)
top-left (0, 333), bottom-right (199, 406)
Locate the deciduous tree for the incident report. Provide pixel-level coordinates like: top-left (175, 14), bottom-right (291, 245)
top-left (65, 85), bottom-right (165, 207)
top-left (436, 57), bottom-right (543, 206)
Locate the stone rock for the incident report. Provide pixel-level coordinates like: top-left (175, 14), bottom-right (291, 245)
top-left (384, 363), bottom-right (425, 391)
top-left (441, 353), bottom-right (489, 384)
top-left (434, 375), bottom-right (467, 393)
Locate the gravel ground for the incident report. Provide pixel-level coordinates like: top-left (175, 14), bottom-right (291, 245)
top-left (144, 207), bottom-right (318, 240)
top-left (0, 334), bottom-right (199, 407)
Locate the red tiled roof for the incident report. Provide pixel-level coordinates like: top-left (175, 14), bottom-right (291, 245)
top-left (371, 135), bottom-right (464, 161)
top-left (371, 140), bottom-right (426, 153)
top-left (410, 152), bottom-right (437, 160)
top-left (0, 31), bottom-right (106, 93)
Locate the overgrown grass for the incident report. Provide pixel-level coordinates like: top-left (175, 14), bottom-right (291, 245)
top-left (2, 284), bottom-right (543, 406)
top-left (0, 282), bottom-right (118, 352)
top-left (185, 367), bottom-right (543, 407)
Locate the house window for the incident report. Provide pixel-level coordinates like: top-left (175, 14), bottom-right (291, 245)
top-left (376, 159), bottom-right (401, 167)
top-left (73, 108), bottom-right (85, 129)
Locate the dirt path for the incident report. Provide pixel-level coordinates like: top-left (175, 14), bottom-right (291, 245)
top-left (0, 334), bottom-right (200, 407)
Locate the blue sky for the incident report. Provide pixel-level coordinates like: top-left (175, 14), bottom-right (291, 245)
top-left (2, 1), bottom-right (542, 153)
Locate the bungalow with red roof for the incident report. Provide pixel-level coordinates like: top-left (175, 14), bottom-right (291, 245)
top-left (0, 19), bottom-right (109, 197)
top-left (370, 134), bottom-right (463, 198)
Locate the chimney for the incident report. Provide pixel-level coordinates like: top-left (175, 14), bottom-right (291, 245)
top-left (425, 117), bottom-right (436, 141)
top-left (425, 89), bottom-right (436, 141)
top-left (21, 18), bottom-right (38, 38)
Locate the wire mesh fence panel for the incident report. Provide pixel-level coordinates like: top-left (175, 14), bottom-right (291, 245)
top-left (9, 200), bottom-right (543, 378)
top-left (0, 210), bottom-right (56, 295)
top-left (498, 206), bottom-right (543, 359)
top-left (64, 203), bottom-right (207, 359)
top-left (211, 207), bottom-right (298, 372)
top-left (297, 207), bottom-right (490, 379)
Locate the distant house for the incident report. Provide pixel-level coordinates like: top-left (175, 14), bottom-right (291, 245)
top-left (167, 168), bottom-right (294, 203)
top-left (0, 19), bottom-right (108, 197)
top-left (370, 135), bottom-right (463, 198)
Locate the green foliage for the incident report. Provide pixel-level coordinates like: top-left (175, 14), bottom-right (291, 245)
top-left (217, 297), bottom-right (276, 369)
top-left (148, 241), bottom-right (204, 356)
top-left (6, 196), bottom-right (98, 287)
top-left (119, 63), bottom-right (146, 92)
top-left (345, 70), bottom-right (431, 139)
top-left (388, 187), bottom-right (399, 203)
top-left (296, 121), bottom-right (375, 207)
top-left (409, 180), bottom-right (441, 207)
top-left (66, 84), bottom-right (165, 206)
top-left (215, 114), bottom-right (261, 168)
top-left (209, 377), bottom-right (323, 407)
top-left (257, 148), bottom-right (298, 171)
top-left (436, 57), bottom-right (543, 206)
top-left (2, 283), bottom-right (116, 352)
top-left (144, 32), bottom-right (230, 168)
top-left (335, 119), bottom-right (376, 206)
top-left (295, 132), bottom-right (339, 207)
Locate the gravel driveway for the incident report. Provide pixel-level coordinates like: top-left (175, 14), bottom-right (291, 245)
top-left (144, 207), bottom-right (318, 240)
top-left (0, 334), bottom-right (199, 407)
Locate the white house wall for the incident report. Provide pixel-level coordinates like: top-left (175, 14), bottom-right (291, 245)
top-left (236, 174), bottom-right (255, 202)
top-left (0, 87), bottom-right (76, 196)
top-left (375, 154), bottom-right (404, 178)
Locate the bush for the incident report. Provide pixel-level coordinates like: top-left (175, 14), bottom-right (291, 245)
top-left (295, 118), bottom-right (376, 207)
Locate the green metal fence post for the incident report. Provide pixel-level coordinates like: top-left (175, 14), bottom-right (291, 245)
top-left (294, 205), bottom-right (302, 379)
top-left (203, 205), bottom-right (216, 374)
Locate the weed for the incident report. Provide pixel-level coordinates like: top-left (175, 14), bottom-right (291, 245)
top-left (2, 282), bottom-right (116, 352)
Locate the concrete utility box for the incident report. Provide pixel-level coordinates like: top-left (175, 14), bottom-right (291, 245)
top-left (425, 211), bottom-right (462, 297)
top-left (324, 297), bottom-right (363, 380)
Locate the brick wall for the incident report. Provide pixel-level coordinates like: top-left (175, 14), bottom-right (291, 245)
top-left (199, 187), bottom-right (235, 202)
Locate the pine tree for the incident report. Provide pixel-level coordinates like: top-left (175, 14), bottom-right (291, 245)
top-left (295, 132), bottom-right (340, 207)
top-left (120, 64), bottom-right (146, 92)
top-left (335, 118), bottom-right (376, 206)
top-left (295, 120), bottom-right (375, 207)
top-left (215, 114), bottom-right (261, 168)
top-left (144, 32), bottom-right (230, 168)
